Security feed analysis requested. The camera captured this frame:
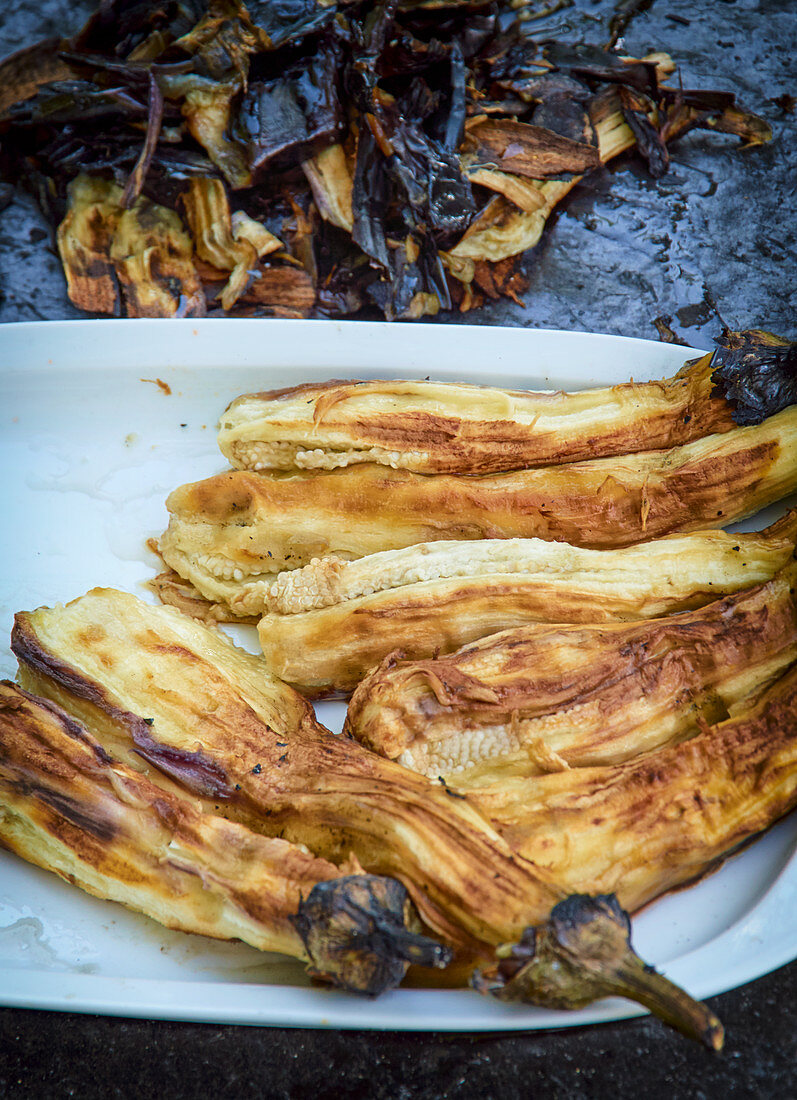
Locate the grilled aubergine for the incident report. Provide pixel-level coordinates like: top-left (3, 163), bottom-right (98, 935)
top-left (465, 662), bottom-right (797, 916)
top-left (253, 512), bottom-right (797, 695)
top-left (217, 334), bottom-right (795, 477)
top-left (0, 681), bottom-right (450, 994)
top-left (217, 351), bottom-right (734, 476)
top-left (6, 588), bottom-right (796, 1045)
top-left (344, 559), bottom-right (797, 781)
top-left (10, 589), bottom-right (564, 955)
top-left (157, 406), bottom-right (797, 617)
top-left (9, 586), bottom-right (797, 941)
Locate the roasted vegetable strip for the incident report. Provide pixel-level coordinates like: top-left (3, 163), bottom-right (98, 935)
top-left (0, 680), bottom-right (448, 993)
top-left (254, 514), bottom-right (797, 696)
top-left (12, 589), bottom-right (562, 953)
top-left (267, 514), bottom-right (797, 615)
top-left (467, 663), bottom-right (797, 915)
top-left (217, 348), bottom-right (743, 474)
top-left (344, 560), bottom-right (797, 779)
top-left (0, 680), bottom-right (332, 963)
top-left (158, 406), bottom-right (797, 606)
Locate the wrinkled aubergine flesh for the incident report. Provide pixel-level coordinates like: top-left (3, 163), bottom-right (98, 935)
top-left (0, 678), bottom-right (444, 997)
top-left (473, 894), bottom-right (724, 1051)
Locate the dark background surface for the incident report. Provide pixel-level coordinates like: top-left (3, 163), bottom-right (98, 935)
top-left (1, 0), bottom-right (795, 345)
top-left (1, 1), bottom-right (795, 1096)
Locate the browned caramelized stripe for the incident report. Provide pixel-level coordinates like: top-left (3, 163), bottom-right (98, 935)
top-left (469, 664), bottom-right (797, 911)
top-left (11, 619), bottom-right (232, 799)
top-left (344, 564), bottom-right (797, 777)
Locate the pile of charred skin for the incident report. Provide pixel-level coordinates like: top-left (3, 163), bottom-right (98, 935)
top-left (2, 331), bottom-right (796, 1050)
top-left (0, 0), bottom-right (771, 321)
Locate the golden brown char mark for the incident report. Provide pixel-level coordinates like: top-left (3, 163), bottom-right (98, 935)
top-left (344, 561), bottom-right (797, 778)
top-left (217, 352), bottom-right (738, 476)
top-left (12, 589), bottom-right (561, 952)
top-left (468, 662), bottom-right (797, 914)
top-left (0, 680), bottom-right (337, 958)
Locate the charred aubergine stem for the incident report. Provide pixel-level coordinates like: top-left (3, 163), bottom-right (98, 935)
top-left (11, 590), bottom-right (563, 953)
top-left (293, 875), bottom-right (452, 993)
top-left (710, 330), bottom-right (796, 425)
top-left (0, 681), bottom-right (447, 994)
top-left (218, 333), bottom-right (794, 477)
top-left (473, 894), bottom-right (724, 1051)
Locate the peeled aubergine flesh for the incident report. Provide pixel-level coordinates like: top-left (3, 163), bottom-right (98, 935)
top-left (10, 589), bottom-right (563, 954)
top-left (344, 557), bottom-right (797, 781)
top-left (217, 349), bottom-right (739, 476)
top-left (7, 587), bottom-right (797, 1043)
top-left (465, 661), bottom-right (797, 917)
top-left (0, 681), bottom-right (448, 994)
top-left (253, 512), bottom-right (797, 695)
top-left (156, 405), bottom-right (797, 617)
top-left (218, 329), bottom-right (796, 477)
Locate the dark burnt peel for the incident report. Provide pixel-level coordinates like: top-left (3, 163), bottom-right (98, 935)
top-left (25, 782), bottom-right (117, 843)
top-left (0, 684), bottom-right (117, 842)
top-left (291, 874), bottom-right (452, 996)
top-left (0, 0), bottom-right (773, 321)
top-left (1, 680), bottom-right (114, 765)
top-left (130, 733), bottom-right (232, 802)
top-left (618, 86), bottom-right (669, 179)
top-left (607, 0), bottom-right (655, 50)
top-left (472, 894), bottom-right (724, 1051)
top-left (711, 331), bottom-right (797, 426)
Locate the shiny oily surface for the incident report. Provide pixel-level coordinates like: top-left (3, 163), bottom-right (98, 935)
top-left (0, 318), bottom-right (796, 1029)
